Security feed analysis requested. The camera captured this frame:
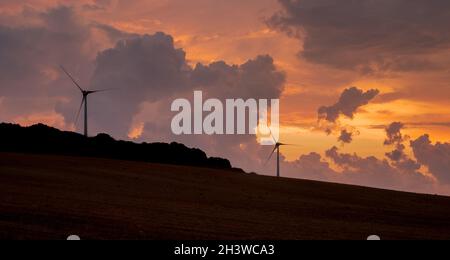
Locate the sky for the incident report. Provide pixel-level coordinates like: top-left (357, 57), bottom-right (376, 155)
top-left (1, 0), bottom-right (450, 195)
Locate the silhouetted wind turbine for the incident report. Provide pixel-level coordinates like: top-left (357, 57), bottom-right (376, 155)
top-left (60, 66), bottom-right (112, 137)
top-left (265, 130), bottom-right (297, 178)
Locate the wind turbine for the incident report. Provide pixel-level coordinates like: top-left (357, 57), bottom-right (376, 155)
top-left (60, 66), bottom-right (110, 137)
top-left (265, 130), bottom-right (295, 178)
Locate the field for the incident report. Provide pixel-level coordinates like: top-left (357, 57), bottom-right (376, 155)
top-left (1, 152), bottom-right (450, 240)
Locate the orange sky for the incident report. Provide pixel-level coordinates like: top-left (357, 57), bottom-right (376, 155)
top-left (1, 0), bottom-right (449, 162)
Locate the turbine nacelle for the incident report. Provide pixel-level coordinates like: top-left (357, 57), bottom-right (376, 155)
top-left (83, 90), bottom-right (96, 96)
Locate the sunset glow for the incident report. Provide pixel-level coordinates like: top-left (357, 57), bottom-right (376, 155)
top-left (1, 0), bottom-right (450, 195)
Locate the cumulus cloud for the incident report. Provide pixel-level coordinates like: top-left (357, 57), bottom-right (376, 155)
top-left (383, 122), bottom-right (422, 176)
top-left (411, 135), bottom-right (450, 184)
top-left (269, 0), bottom-right (450, 73)
top-left (318, 87), bottom-right (379, 123)
top-left (325, 146), bottom-right (432, 192)
top-left (281, 152), bottom-right (337, 181)
top-left (192, 55), bottom-right (285, 100)
top-left (88, 33), bottom-right (193, 136)
top-left (88, 32), bottom-right (285, 141)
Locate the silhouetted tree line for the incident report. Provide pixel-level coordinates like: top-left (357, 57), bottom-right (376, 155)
top-left (0, 123), bottom-right (241, 171)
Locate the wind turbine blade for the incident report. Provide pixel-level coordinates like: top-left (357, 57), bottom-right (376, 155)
top-left (74, 96), bottom-right (85, 126)
top-left (264, 146), bottom-right (278, 166)
top-left (89, 88), bottom-right (117, 94)
top-left (279, 143), bottom-right (301, 147)
top-left (60, 65), bottom-right (84, 92)
top-left (268, 127), bottom-right (278, 144)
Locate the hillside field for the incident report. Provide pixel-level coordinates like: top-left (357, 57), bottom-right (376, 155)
top-left (1, 152), bottom-right (450, 240)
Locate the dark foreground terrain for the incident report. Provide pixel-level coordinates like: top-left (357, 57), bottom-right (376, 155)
top-left (0, 123), bottom-right (234, 170)
top-left (1, 152), bottom-right (450, 240)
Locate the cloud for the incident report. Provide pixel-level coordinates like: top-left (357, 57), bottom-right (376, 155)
top-left (192, 55), bottom-right (285, 100)
top-left (268, 0), bottom-right (450, 73)
top-left (382, 122), bottom-right (422, 176)
top-left (384, 122), bottom-right (409, 162)
top-left (325, 146), bottom-right (432, 192)
top-left (0, 6), bottom-right (87, 93)
top-left (411, 135), bottom-right (450, 184)
top-left (318, 87), bottom-right (380, 123)
top-left (282, 152), bottom-right (337, 181)
top-left (83, 0), bottom-right (111, 12)
top-left (315, 87), bottom-right (377, 144)
top-left (87, 32), bottom-right (192, 137)
top-left (384, 122), bottom-right (407, 146)
top-left (338, 129), bottom-right (353, 144)
top-left (88, 32), bottom-right (285, 140)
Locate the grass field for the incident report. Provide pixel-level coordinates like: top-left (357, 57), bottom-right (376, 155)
top-left (1, 152), bottom-right (450, 240)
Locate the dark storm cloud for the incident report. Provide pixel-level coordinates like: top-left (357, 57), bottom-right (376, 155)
top-left (411, 135), bottom-right (450, 184)
top-left (268, 0), bottom-right (450, 73)
top-left (318, 87), bottom-right (379, 123)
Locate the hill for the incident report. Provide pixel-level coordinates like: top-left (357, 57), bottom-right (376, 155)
top-left (0, 123), bottom-right (236, 171)
top-left (1, 152), bottom-right (450, 240)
